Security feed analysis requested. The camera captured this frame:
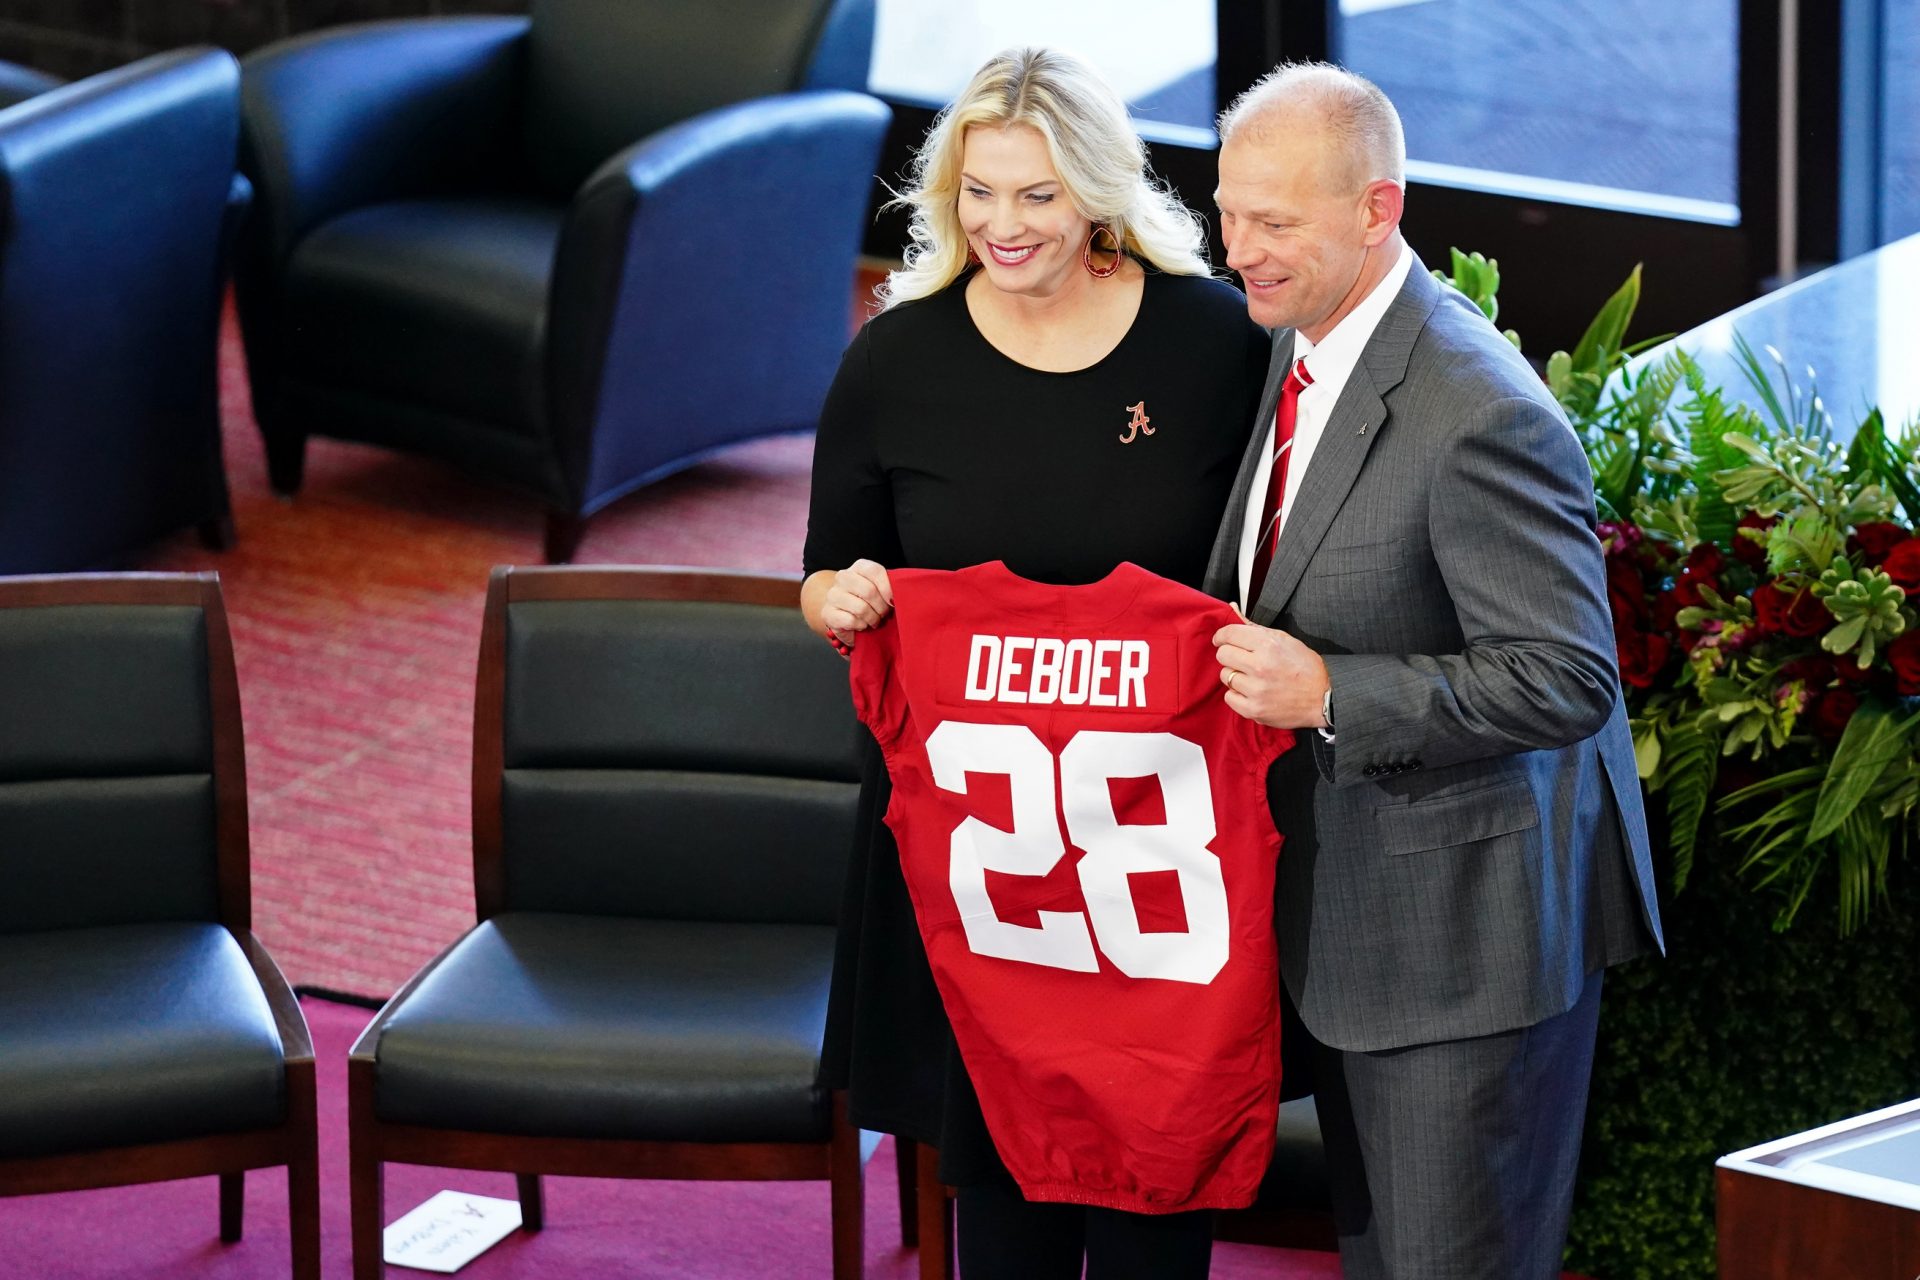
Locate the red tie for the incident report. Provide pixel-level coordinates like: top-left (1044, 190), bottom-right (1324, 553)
top-left (1248, 358), bottom-right (1313, 600)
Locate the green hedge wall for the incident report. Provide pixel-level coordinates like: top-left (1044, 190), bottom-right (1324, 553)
top-left (1566, 843), bottom-right (1920, 1278)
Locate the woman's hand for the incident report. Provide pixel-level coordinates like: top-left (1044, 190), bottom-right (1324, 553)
top-left (821, 560), bottom-right (894, 640)
top-left (801, 561), bottom-right (894, 653)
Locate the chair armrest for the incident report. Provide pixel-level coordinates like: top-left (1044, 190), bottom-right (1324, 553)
top-left (0, 60), bottom-right (61, 110)
top-left (547, 89), bottom-right (890, 508)
top-left (238, 930), bottom-right (314, 1066)
top-left (222, 171), bottom-right (253, 271)
top-left (238, 16), bottom-right (528, 270)
top-left (346, 930), bottom-right (473, 1066)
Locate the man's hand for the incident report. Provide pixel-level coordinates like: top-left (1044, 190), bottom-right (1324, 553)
top-left (1214, 619), bottom-right (1331, 729)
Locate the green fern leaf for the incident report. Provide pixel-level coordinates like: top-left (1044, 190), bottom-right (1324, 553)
top-left (1662, 723), bottom-right (1717, 892)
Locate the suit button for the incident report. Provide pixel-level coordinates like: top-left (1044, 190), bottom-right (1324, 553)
top-left (1363, 765), bottom-right (1380, 777)
top-left (1409, 760), bottom-right (1422, 770)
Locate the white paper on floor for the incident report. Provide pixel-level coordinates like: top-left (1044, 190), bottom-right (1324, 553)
top-left (383, 1190), bottom-right (524, 1273)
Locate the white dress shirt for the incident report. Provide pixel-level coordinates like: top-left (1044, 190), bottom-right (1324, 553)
top-left (1237, 242), bottom-right (1416, 610)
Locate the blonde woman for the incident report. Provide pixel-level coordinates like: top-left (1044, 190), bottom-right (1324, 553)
top-left (801, 48), bottom-right (1269, 1279)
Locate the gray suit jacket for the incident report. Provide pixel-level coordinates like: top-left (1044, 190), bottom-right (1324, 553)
top-left (1204, 259), bottom-right (1664, 1053)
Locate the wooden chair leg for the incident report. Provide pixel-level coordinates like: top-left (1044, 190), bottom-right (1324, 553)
top-left (517, 1173), bottom-right (544, 1232)
top-left (349, 1061), bottom-right (385, 1280)
top-left (829, 1093), bottom-right (864, 1280)
top-left (264, 430), bottom-right (306, 496)
top-left (916, 1143), bottom-right (954, 1280)
top-left (219, 1171), bottom-right (244, 1242)
top-left (197, 513), bottom-right (236, 551)
top-left (543, 512), bottom-right (584, 565)
top-left (896, 1136), bottom-right (919, 1247)
top-left (287, 1062), bottom-right (322, 1280)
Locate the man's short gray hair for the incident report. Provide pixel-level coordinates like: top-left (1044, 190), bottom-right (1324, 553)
top-left (1217, 62), bottom-right (1406, 191)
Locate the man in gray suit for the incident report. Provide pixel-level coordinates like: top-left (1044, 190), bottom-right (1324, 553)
top-left (1206, 64), bottom-right (1665, 1278)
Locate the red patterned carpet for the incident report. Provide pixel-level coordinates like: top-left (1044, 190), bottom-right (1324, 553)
top-left (141, 305), bottom-right (821, 998)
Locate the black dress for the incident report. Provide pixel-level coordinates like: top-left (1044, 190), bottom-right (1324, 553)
top-left (803, 268), bottom-right (1271, 1187)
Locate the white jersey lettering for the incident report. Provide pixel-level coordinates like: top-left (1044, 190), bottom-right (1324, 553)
top-left (963, 633), bottom-right (1153, 708)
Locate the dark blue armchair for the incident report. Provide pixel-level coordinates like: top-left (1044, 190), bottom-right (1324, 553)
top-left (0, 59), bottom-right (60, 108)
top-left (0, 49), bottom-right (243, 573)
top-left (235, 0), bottom-right (890, 562)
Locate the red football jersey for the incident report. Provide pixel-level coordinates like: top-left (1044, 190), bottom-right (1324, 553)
top-left (849, 561), bottom-right (1293, 1213)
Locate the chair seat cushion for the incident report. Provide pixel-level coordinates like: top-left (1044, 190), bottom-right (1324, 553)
top-left (282, 197), bottom-right (563, 438)
top-left (1252, 1096), bottom-right (1331, 1211)
top-left (0, 922), bottom-right (286, 1159)
top-left (372, 912), bottom-right (836, 1143)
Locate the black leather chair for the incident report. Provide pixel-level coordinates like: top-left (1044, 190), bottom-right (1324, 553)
top-left (0, 58), bottom-right (60, 108)
top-left (235, 1), bottom-right (890, 563)
top-left (348, 566), bottom-right (868, 1278)
top-left (0, 573), bottom-right (319, 1279)
top-left (0, 50), bottom-right (246, 573)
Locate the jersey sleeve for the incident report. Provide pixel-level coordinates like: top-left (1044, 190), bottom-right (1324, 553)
top-left (802, 324), bottom-right (904, 577)
top-left (847, 616), bottom-right (911, 752)
top-left (1241, 717), bottom-right (1297, 769)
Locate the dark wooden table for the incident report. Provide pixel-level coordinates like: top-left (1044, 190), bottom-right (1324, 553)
top-left (1717, 1097), bottom-right (1920, 1278)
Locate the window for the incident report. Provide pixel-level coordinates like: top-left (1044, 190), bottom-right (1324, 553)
top-left (1882, 0), bottom-right (1919, 240)
top-left (868, 0), bottom-right (1218, 143)
top-left (1337, 0), bottom-right (1740, 223)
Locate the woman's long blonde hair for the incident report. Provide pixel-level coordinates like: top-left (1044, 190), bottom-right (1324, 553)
top-left (877, 48), bottom-right (1211, 309)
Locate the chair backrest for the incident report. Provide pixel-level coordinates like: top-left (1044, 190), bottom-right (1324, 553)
top-left (477, 567), bottom-right (863, 927)
top-left (0, 59), bottom-right (61, 110)
top-left (0, 48), bottom-right (240, 572)
top-left (0, 574), bottom-right (249, 935)
top-left (520, 0), bottom-right (875, 198)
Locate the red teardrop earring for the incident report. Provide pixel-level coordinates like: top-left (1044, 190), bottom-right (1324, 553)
top-left (1083, 224), bottom-right (1121, 278)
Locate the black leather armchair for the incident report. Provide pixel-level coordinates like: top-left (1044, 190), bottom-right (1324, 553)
top-left (0, 58), bottom-right (60, 108)
top-left (0, 50), bottom-right (246, 573)
top-left (348, 567), bottom-right (868, 1278)
top-left (0, 573), bottom-right (319, 1279)
top-left (236, 0), bottom-right (891, 563)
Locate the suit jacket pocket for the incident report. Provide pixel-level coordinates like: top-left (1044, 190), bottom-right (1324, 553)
top-left (1376, 777), bottom-right (1539, 855)
top-left (1307, 537), bottom-right (1406, 578)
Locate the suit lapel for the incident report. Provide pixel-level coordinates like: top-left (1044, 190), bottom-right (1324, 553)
top-left (1203, 331), bottom-right (1295, 601)
top-left (1250, 261), bottom-right (1441, 623)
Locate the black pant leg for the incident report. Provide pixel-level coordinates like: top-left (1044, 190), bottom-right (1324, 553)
top-left (955, 1183), bottom-right (1084, 1280)
top-left (1083, 1206), bottom-right (1214, 1280)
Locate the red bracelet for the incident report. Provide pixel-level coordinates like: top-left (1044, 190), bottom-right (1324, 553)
top-left (828, 632), bottom-right (853, 658)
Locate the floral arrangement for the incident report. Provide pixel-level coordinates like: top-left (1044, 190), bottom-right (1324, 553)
top-left (1438, 251), bottom-right (1920, 933)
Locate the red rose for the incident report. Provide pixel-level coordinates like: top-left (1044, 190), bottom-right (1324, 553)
top-left (1850, 522), bottom-right (1910, 564)
top-left (1607, 557), bottom-right (1649, 627)
top-left (1751, 582), bottom-right (1789, 635)
top-left (1733, 513), bottom-right (1778, 570)
top-left (1779, 654), bottom-right (1835, 686)
top-left (1887, 632), bottom-right (1920, 695)
top-left (1834, 656), bottom-right (1877, 685)
top-left (1809, 688), bottom-right (1860, 740)
top-left (1780, 588), bottom-right (1831, 638)
top-left (1684, 543), bottom-right (1726, 577)
top-left (1881, 539), bottom-right (1920, 590)
top-left (1616, 628), bottom-right (1671, 688)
